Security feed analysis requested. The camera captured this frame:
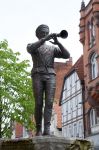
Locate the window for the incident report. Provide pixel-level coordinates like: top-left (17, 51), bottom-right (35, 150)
top-left (66, 78), bottom-right (71, 97)
top-left (90, 53), bottom-right (98, 79)
top-left (78, 121), bottom-right (83, 138)
top-left (90, 109), bottom-right (99, 127)
top-left (62, 127), bottom-right (67, 137)
top-left (91, 19), bottom-right (95, 45)
top-left (87, 19), bottom-right (96, 48)
top-left (23, 127), bottom-right (29, 138)
top-left (77, 94), bottom-right (82, 109)
top-left (73, 123), bottom-right (77, 137)
top-left (71, 73), bottom-right (76, 94)
top-left (62, 91), bottom-right (65, 100)
top-left (88, 22), bottom-right (92, 47)
top-left (76, 80), bottom-right (81, 90)
top-left (62, 104), bottom-right (66, 116)
top-left (68, 101), bottom-right (71, 113)
top-left (69, 125), bottom-right (72, 137)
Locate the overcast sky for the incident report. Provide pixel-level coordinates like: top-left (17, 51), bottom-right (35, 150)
top-left (0, 0), bottom-right (90, 66)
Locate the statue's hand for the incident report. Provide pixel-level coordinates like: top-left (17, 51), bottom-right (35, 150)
top-left (49, 35), bottom-right (59, 45)
top-left (45, 33), bottom-right (56, 41)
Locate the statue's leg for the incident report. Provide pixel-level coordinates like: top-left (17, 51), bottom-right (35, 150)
top-left (32, 74), bottom-right (44, 136)
top-left (43, 75), bottom-right (56, 135)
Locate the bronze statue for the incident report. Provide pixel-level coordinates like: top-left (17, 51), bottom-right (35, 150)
top-left (27, 24), bottom-right (70, 136)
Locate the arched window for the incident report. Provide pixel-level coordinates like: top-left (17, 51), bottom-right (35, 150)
top-left (90, 53), bottom-right (98, 79)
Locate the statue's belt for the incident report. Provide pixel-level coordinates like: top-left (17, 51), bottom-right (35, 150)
top-left (31, 67), bottom-right (56, 74)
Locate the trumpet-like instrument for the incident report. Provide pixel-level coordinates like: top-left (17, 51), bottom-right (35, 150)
top-left (56, 30), bottom-right (68, 39)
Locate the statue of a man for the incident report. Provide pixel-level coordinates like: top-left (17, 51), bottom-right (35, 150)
top-left (27, 24), bottom-right (70, 136)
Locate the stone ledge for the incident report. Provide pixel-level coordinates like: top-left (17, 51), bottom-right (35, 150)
top-left (0, 136), bottom-right (94, 150)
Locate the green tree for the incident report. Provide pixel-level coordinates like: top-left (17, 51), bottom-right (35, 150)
top-left (0, 40), bottom-right (35, 138)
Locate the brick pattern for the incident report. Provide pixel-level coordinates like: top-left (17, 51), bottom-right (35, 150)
top-left (15, 123), bottom-right (23, 138)
top-left (79, 0), bottom-right (99, 137)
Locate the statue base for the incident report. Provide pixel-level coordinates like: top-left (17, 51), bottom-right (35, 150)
top-left (0, 136), bottom-right (94, 150)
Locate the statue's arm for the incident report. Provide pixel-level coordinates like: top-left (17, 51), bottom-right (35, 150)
top-left (51, 35), bottom-right (70, 59)
top-left (56, 42), bottom-right (70, 59)
top-left (27, 34), bottom-right (55, 54)
top-left (27, 39), bottom-right (45, 54)
top-left (53, 41), bottom-right (70, 59)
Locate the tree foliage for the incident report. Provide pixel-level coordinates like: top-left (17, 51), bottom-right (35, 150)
top-left (0, 40), bottom-right (35, 138)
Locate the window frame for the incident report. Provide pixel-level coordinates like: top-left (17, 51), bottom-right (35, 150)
top-left (87, 18), bottom-right (96, 48)
top-left (90, 109), bottom-right (99, 127)
top-left (90, 52), bottom-right (98, 79)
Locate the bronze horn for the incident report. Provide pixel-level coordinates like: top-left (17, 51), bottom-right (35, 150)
top-left (56, 30), bottom-right (68, 39)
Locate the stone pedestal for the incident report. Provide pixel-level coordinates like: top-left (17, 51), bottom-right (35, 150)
top-left (0, 136), bottom-right (94, 150)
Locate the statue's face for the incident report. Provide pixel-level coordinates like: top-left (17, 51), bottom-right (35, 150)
top-left (36, 25), bottom-right (49, 39)
top-left (37, 29), bottom-right (49, 39)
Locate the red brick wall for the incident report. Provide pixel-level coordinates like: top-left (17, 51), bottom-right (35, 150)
top-left (79, 0), bottom-right (99, 137)
top-left (79, 0), bottom-right (99, 89)
top-left (15, 123), bottom-right (23, 138)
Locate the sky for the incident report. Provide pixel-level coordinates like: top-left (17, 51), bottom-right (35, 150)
top-left (0, 0), bottom-right (90, 66)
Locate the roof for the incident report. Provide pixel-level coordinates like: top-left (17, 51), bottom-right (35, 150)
top-left (64, 55), bottom-right (84, 81)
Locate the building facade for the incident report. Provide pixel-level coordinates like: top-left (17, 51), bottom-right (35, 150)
top-left (50, 59), bottom-right (72, 136)
top-left (60, 56), bottom-right (85, 138)
top-left (79, 0), bottom-right (99, 149)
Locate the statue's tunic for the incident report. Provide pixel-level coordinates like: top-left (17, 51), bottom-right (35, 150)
top-left (27, 43), bottom-right (67, 76)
